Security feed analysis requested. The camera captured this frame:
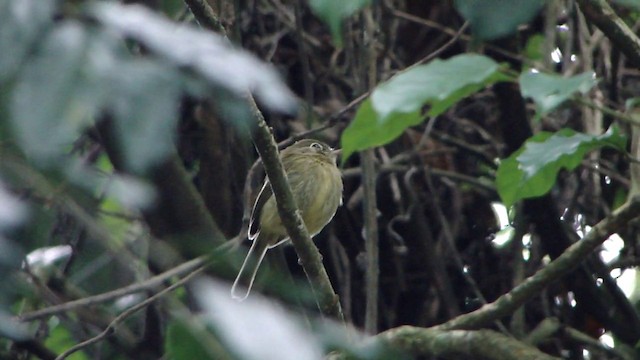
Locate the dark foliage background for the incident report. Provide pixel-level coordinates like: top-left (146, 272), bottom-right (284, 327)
top-left (1, 0), bottom-right (640, 359)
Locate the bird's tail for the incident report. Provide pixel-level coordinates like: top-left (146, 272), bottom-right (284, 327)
top-left (231, 235), bottom-right (270, 300)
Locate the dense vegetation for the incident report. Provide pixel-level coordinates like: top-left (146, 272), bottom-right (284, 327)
top-left (2, 0), bottom-right (640, 359)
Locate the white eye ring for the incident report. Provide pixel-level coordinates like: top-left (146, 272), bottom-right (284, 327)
top-left (310, 142), bottom-right (322, 150)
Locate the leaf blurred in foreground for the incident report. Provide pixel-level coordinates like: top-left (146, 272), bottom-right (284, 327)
top-left (88, 2), bottom-right (298, 114)
top-left (193, 278), bottom-right (323, 360)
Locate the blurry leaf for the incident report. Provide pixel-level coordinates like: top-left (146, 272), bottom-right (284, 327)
top-left (613, 187), bottom-right (628, 211)
top-left (0, 0), bottom-right (55, 83)
top-left (0, 311), bottom-right (29, 341)
top-left (44, 324), bottom-right (89, 360)
top-left (0, 182), bottom-right (27, 230)
top-left (519, 71), bottom-right (597, 120)
top-left (314, 320), bottom-right (410, 360)
top-left (193, 278), bottom-right (323, 360)
top-left (524, 34), bottom-right (545, 62)
top-left (88, 2), bottom-right (297, 114)
top-left (496, 127), bottom-right (627, 208)
top-left (166, 321), bottom-right (224, 360)
top-left (160, 0), bottom-right (185, 17)
top-left (613, 0), bottom-right (640, 10)
top-left (308, 0), bottom-right (371, 46)
top-left (101, 174), bottom-right (155, 209)
top-left (10, 22), bottom-right (107, 164)
top-left (109, 60), bottom-right (184, 173)
top-left (25, 245), bottom-right (72, 273)
top-left (455, 0), bottom-right (545, 40)
top-left (341, 54), bottom-right (508, 161)
top-left (0, 183), bottom-right (28, 340)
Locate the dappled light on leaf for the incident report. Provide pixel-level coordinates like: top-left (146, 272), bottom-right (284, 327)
top-left (496, 127), bottom-right (627, 207)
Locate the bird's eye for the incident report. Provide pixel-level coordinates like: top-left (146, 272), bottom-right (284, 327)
top-left (309, 142), bottom-right (322, 150)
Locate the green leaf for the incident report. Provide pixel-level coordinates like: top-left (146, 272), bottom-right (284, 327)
top-left (166, 321), bottom-right (221, 360)
top-left (44, 324), bottom-right (89, 360)
top-left (523, 34), bottom-right (545, 62)
top-left (455, 0), bottom-right (545, 40)
top-left (341, 54), bottom-right (508, 161)
top-left (496, 127), bottom-right (627, 208)
top-left (308, 0), bottom-right (371, 46)
top-left (519, 71), bottom-right (597, 120)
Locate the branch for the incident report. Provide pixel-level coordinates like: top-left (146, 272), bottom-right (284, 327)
top-left (376, 327), bottom-right (558, 360)
top-left (54, 265), bottom-right (206, 360)
top-left (183, 0), bottom-right (226, 34)
top-left (247, 96), bottom-right (345, 321)
top-left (18, 256), bottom-right (209, 322)
top-left (432, 196), bottom-right (640, 331)
top-left (576, 0), bottom-right (640, 67)
top-left (362, 7), bottom-right (379, 335)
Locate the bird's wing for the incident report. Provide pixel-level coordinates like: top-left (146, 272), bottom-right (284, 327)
top-left (248, 179), bottom-right (272, 240)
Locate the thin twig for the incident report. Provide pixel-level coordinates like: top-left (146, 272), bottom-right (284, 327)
top-left (55, 265), bottom-right (206, 360)
top-left (18, 255), bottom-right (213, 322)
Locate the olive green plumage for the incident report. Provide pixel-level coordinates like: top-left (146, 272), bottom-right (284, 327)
top-left (231, 139), bottom-right (343, 300)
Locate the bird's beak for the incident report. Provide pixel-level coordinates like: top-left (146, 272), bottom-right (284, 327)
top-left (330, 148), bottom-right (342, 163)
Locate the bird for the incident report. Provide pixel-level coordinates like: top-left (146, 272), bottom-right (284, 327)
top-left (231, 139), bottom-right (343, 300)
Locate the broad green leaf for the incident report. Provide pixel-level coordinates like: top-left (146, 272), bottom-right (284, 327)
top-left (308, 0), bottom-right (371, 46)
top-left (496, 127), bottom-right (627, 208)
top-left (519, 71), bottom-right (597, 120)
top-left (341, 54), bottom-right (509, 161)
top-left (0, 0), bottom-right (55, 83)
top-left (455, 0), bottom-right (545, 40)
top-left (88, 2), bottom-right (297, 114)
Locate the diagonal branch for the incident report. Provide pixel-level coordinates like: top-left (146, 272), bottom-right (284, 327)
top-left (379, 327), bottom-right (559, 360)
top-left (433, 195), bottom-right (640, 331)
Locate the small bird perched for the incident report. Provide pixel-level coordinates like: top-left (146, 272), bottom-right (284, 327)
top-left (231, 139), bottom-right (343, 300)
